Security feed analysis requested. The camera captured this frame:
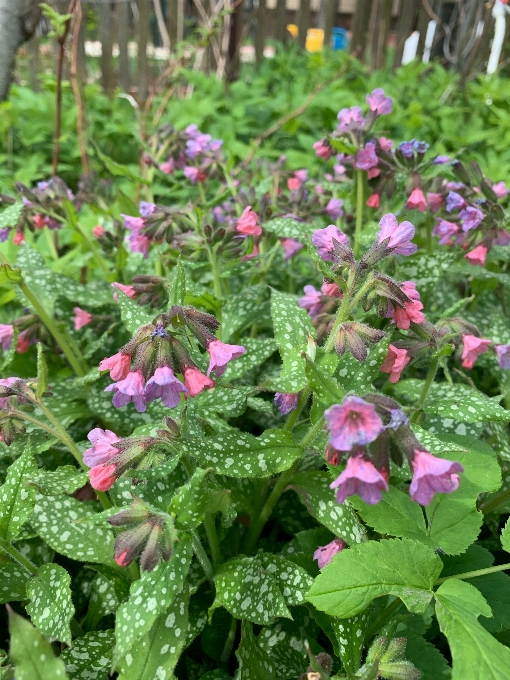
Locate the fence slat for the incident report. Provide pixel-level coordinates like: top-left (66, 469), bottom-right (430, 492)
top-left (137, 0), bottom-right (150, 101)
top-left (393, 0), bottom-right (417, 68)
top-left (298, 0), bottom-right (311, 50)
top-left (118, 0), bottom-right (130, 91)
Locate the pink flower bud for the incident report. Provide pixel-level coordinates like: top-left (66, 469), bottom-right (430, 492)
top-left (93, 225), bottom-right (106, 238)
top-left (89, 463), bottom-right (117, 491)
top-left (391, 282), bottom-right (425, 330)
top-left (13, 233), bottom-right (25, 246)
top-left (313, 538), bottom-right (347, 569)
top-left (321, 281), bottom-right (341, 297)
top-left (406, 187), bottom-right (427, 212)
top-left (461, 334), bottom-right (491, 369)
top-left (184, 367), bottom-right (214, 397)
top-left (236, 206), bottom-right (262, 236)
top-left (99, 352), bottom-right (132, 381)
top-left (112, 282), bottom-right (136, 301)
top-left (493, 181), bottom-right (509, 198)
top-left (366, 193), bottom-right (380, 209)
top-left (16, 336), bottom-right (30, 353)
top-left (378, 137), bottom-right (394, 151)
top-left (73, 307), bottom-right (92, 330)
top-left (380, 345), bottom-right (410, 383)
top-left (115, 550), bottom-right (130, 567)
top-left (465, 244), bottom-right (488, 267)
top-left (313, 139), bottom-right (331, 160)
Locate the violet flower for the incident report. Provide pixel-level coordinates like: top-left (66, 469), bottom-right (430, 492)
top-left (459, 206), bottom-right (484, 232)
top-left (446, 191), bottom-right (467, 213)
top-left (274, 392), bottom-right (299, 415)
top-left (377, 214), bottom-right (417, 255)
top-left (0, 325), bottom-right (14, 351)
top-left (207, 340), bottom-right (246, 377)
top-left (145, 366), bottom-right (187, 408)
top-left (84, 428), bottom-right (121, 467)
top-left (409, 450), bottom-right (464, 505)
top-left (330, 453), bottom-right (389, 505)
top-left (105, 370), bottom-right (146, 412)
top-left (299, 285), bottom-right (323, 319)
top-left (496, 344), bottom-right (510, 369)
top-left (325, 198), bottom-right (344, 220)
top-left (312, 225), bottom-right (349, 261)
top-left (325, 396), bottom-right (384, 451)
top-left (366, 88), bottom-right (393, 115)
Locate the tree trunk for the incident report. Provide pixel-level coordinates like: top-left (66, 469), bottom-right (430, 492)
top-left (0, 0), bottom-right (40, 101)
top-left (393, 0), bottom-right (418, 69)
top-left (98, 1), bottom-right (114, 94)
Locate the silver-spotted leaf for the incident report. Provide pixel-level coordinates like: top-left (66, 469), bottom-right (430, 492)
top-left (26, 563), bottom-right (75, 645)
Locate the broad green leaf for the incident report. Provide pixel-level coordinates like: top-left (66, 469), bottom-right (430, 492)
top-left (116, 289), bottom-right (152, 334)
top-left (93, 142), bottom-right (147, 183)
top-left (221, 284), bottom-right (268, 342)
top-left (266, 347), bottom-right (307, 393)
top-left (307, 538), bottom-right (442, 618)
top-left (435, 579), bottom-right (510, 679)
top-left (0, 201), bottom-right (23, 230)
top-left (337, 334), bottom-right (391, 393)
top-left (168, 259), bottom-right (186, 307)
top-left (0, 563), bottom-right (29, 604)
top-left (424, 393), bottom-right (510, 423)
top-left (0, 264), bottom-right (23, 286)
top-left (289, 471), bottom-right (366, 545)
top-left (113, 533), bottom-right (192, 665)
top-left (60, 630), bottom-right (114, 680)
top-left (183, 429), bottom-right (302, 478)
top-left (24, 466), bottom-right (87, 496)
top-left (271, 288), bottom-right (314, 356)
top-left (257, 553), bottom-right (314, 607)
top-left (349, 487), bottom-right (430, 545)
top-left (222, 338), bottom-right (277, 381)
top-left (236, 621), bottom-right (276, 679)
top-left (398, 250), bottom-right (458, 293)
top-left (306, 356), bottom-right (344, 407)
top-left (263, 217), bottom-right (314, 239)
top-left (30, 495), bottom-right (116, 565)
top-left (195, 386), bottom-right (252, 419)
top-left (117, 586), bottom-right (189, 680)
top-left (8, 607), bottom-right (69, 679)
top-left (0, 440), bottom-right (37, 542)
top-left (213, 556), bottom-right (291, 625)
top-left (259, 615), bottom-right (316, 678)
top-left (502, 518), bottom-right (510, 552)
top-left (404, 635), bottom-right (451, 680)
top-left (26, 563), bottom-right (74, 645)
top-left (169, 468), bottom-right (212, 530)
top-left (83, 573), bottom-right (122, 631)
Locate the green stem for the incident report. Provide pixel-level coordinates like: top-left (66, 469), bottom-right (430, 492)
top-left (410, 358), bottom-right (439, 423)
top-left (283, 388), bottom-right (311, 431)
top-left (324, 269), bottom-right (356, 353)
top-left (220, 616), bottom-right (238, 663)
top-left (74, 222), bottom-right (112, 281)
top-left (480, 486), bottom-right (510, 515)
top-left (436, 562), bottom-right (510, 585)
top-left (18, 280), bottom-right (86, 377)
top-left (354, 169), bottom-right (364, 259)
top-left (44, 228), bottom-right (59, 261)
top-left (220, 163), bottom-right (238, 200)
top-left (364, 598), bottom-right (403, 642)
top-left (204, 514), bottom-right (222, 567)
top-left (345, 275), bottom-right (374, 317)
top-left (191, 530), bottom-right (214, 583)
top-left (207, 246), bottom-right (223, 301)
top-left (0, 536), bottom-right (37, 575)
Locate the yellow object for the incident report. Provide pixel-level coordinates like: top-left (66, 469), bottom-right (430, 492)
top-left (287, 23), bottom-right (298, 37)
top-left (306, 28), bottom-right (324, 52)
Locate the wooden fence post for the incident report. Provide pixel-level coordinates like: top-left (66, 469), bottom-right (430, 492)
top-left (98, 0), bottom-right (113, 94)
top-left (320, 0), bottom-right (337, 50)
top-left (350, 0), bottom-right (372, 61)
top-left (297, 0), bottom-right (310, 50)
top-left (137, 0), bottom-right (150, 102)
top-left (393, 0), bottom-right (418, 68)
top-left (255, 0), bottom-right (267, 64)
top-left (118, 0), bottom-right (130, 91)
top-left (275, 0), bottom-right (287, 43)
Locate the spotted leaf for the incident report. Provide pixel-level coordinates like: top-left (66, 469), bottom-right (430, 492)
top-left (26, 563), bottom-right (74, 645)
top-left (60, 630), bottom-right (114, 680)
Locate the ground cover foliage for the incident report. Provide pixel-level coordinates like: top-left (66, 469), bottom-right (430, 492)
top-left (2, 58), bottom-right (510, 679)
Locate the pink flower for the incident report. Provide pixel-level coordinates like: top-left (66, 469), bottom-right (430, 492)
top-left (295, 169), bottom-right (308, 182)
top-left (313, 139), bottom-right (331, 160)
top-left (330, 453), bottom-right (389, 505)
top-left (409, 450), bottom-right (464, 505)
top-left (17, 336), bottom-right (30, 353)
top-left (281, 238), bottom-right (303, 260)
top-left (236, 206), bottom-right (262, 236)
top-left (459, 206), bottom-right (484, 232)
top-left (379, 137), bottom-right (394, 151)
top-left (112, 282), bottom-right (136, 301)
top-left (496, 229), bottom-right (510, 246)
top-left (380, 345), bottom-right (410, 383)
top-left (84, 428), bottom-right (120, 467)
top-left (184, 166), bottom-right (200, 184)
top-left (406, 187), bottom-right (427, 212)
top-left (0, 377), bottom-right (21, 410)
top-left (242, 243), bottom-right (259, 261)
top-left (313, 538), bottom-right (347, 569)
top-left (321, 281), bottom-right (341, 297)
top-left (493, 181), bottom-right (508, 199)
top-left (465, 244), bottom-right (488, 267)
top-left (274, 392), bottom-right (299, 415)
top-left (337, 106), bottom-right (365, 131)
top-left (377, 214), bottom-right (417, 255)
top-left (207, 340), bottom-right (246, 377)
top-left (105, 370), bottom-right (146, 412)
top-left (145, 366), bottom-right (187, 408)
top-left (366, 193), bottom-right (380, 209)
top-left (184, 367), bottom-right (214, 397)
top-left (392, 282), bottom-right (424, 330)
top-left (73, 307), bottom-right (92, 330)
top-left (33, 214), bottom-right (48, 229)
top-left (433, 219), bottom-right (459, 245)
top-left (0, 325), bottom-right (14, 351)
top-left (426, 192), bottom-right (443, 213)
top-left (496, 344), bottom-right (510, 369)
top-left (312, 225), bottom-right (349, 261)
top-left (128, 232), bottom-right (151, 258)
top-left (13, 233), bottom-right (25, 246)
top-left (99, 352), bottom-right (131, 381)
top-left (325, 396), bottom-right (384, 451)
top-left (160, 160), bottom-right (175, 175)
top-left (89, 464), bottom-right (118, 491)
top-left (325, 198), bottom-right (344, 220)
top-left (122, 215), bottom-right (145, 231)
top-left (366, 88), bottom-right (393, 115)
top-left (461, 334), bottom-right (491, 369)
top-left (93, 225), bottom-right (105, 238)
top-left (354, 142), bottom-right (378, 172)
top-left (287, 177), bottom-right (301, 191)
top-left (299, 285), bottom-right (322, 319)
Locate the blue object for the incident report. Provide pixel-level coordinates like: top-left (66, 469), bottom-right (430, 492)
top-left (331, 27), bottom-right (348, 51)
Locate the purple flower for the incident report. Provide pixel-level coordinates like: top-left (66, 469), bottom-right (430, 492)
top-left (496, 344), bottom-right (510, 369)
top-left (84, 428), bottom-right (121, 467)
top-left (459, 206), bottom-right (484, 232)
top-left (398, 141), bottom-right (415, 158)
top-left (354, 142), bottom-right (378, 171)
top-left (409, 450), bottom-right (464, 505)
top-left (312, 225), bottom-right (349, 261)
top-left (377, 213), bottom-right (417, 255)
top-left (330, 453), bottom-right (389, 505)
top-left (413, 140), bottom-right (429, 154)
top-left (337, 106), bottom-right (365, 131)
top-left (0, 324), bottom-right (14, 350)
top-left (207, 340), bottom-right (246, 377)
top-left (274, 392), bottom-right (299, 415)
top-left (313, 538), bottom-right (347, 569)
top-left (325, 396), bottom-right (384, 451)
top-left (139, 201), bottom-right (156, 217)
top-left (281, 238), bottom-right (303, 260)
top-left (122, 215), bottom-right (145, 231)
top-left (366, 88), bottom-right (392, 115)
top-left (128, 232), bottom-right (151, 258)
top-left (299, 285), bottom-right (322, 319)
top-left (433, 219), bottom-right (459, 245)
top-left (105, 371), bottom-right (146, 412)
top-left (145, 366), bottom-right (187, 408)
top-left (0, 229), bottom-right (9, 243)
top-left (446, 191), bottom-right (467, 212)
top-left (325, 198), bottom-right (344, 220)
top-left (493, 181), bottom-right (509, 199)
top-left (434, 155), bottom-right (451, 164)
top-left (184, 167), bottom-right (200, 184)
top-left (385, 409), bottom-right (409, 430)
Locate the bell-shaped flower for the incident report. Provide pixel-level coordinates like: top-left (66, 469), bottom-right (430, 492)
top-left (104, 370), bottom-right (146, 412)
top-left (312, 225), bottom-right (349, 261)
top-left (0, 324), bottom-right (14, 351)
top-left (89, 463), bottom-right (118, 492)
top-left (381, 345), bottom-right (410, 383)
top-left (446, 191), bottom-right (466, 212)
top-left (145, 366), bottom-right (187, 408)
top-left (207, 340), bottom-right (246, 377)
top-left (84, 428), bottom-right (121, 467)
top-left (313, 139), bottom-right (332, 160)
top-left (325, 396), bottom-right (384, 451)
top-left (392, 282), bottom-right (425, 329)
top-left (366, 193), bottom-right (380, 208)
top-left (236, 206), bottom-right (262, 236)
top-left (313, 538), bottom-right (347, 569)
top-left (459, 206), bottom-right (484, 232)
top-left (377, 214), bottom-right (417, 256)
top-left (330, 452), bottom-right (389, 505)
top-left (73, 307), bottom-right (92, 330)
top-left (461, 334), bottom-right (491, 369)
top-left (366, 88), bottom-right (392, 115)
top-left (496, 344), bottom-right (510, 369)
top-left (274, 392), bottom-right (299, 415)
top-left (409, 450), bottom-right (463, 505)
top-left (184, 367), bottom-right (214, 397)
top-left (465, 244), bottom-right (487, 267)
top-left (99, 352), bottom-right (132, 382)
top-left (405, 187), bottom-right (427, 212)
top-left (281, 238), bottom-right (303, 260)
top-left (433, 219), bottom-right (459, 245)
top-left (299, 285), bottom-right (323, 318)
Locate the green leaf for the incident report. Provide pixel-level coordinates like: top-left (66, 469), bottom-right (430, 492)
top-left (307, 538), bottom-right (442, 618)
top-left (24, 466), bottom-right (87, 496)
top-left (337, 334), bottom-right (391, 393)
top-left (194, 386), bottom-right (252, 419)
top-left (8, 607), bottom-right (69, 679)
top-left (404, 635), bottom-right (451, 680)
top-left (169, 468), bottom-right (212, 530)
top-left (26, 563), bottom-right (75, 645)
top-left (236, 621), bottom-right (276, 679)
top-left (289, 471), bottom-right (366, 545)
top-left (168, 259), bottom-right (186, 307)
top-left (222, 338), bottom-right (277, 381)
top-left (30, 495), bottom-right (116, 565)
top-left (60, 630), bottom-right (114, 680)
top-left (213, 556), bottom-right (291, 625)
top-left (117, 586), bottom-right (189, 680)
top-left (0, 440), bottom-right (37, 541)
top-left (398, 250), bottom-right (458, 293)
top-left (0, 201), bottom-right (23, 229)
top-left (183, 429), bottom-right (302, 478)
top-left (257, 553), bottom-right (314, 607)
top-left (266, 348), bottom-right (307, 394)
top-left (258, 614), bottom-right (317, 678)
top-left (263, 217), bottom-right (315, 240)
top-left (424, 392), bottom-right (510, 423)
top-left (0, 562), bottom-right (29, 604)
top-left (435, 579), bottom-right (510, 679)
top-left (0, 264), bottom-right (23, 286)
top-left (35, 344), bottom-right (49, 399)
top-left (116, 289), bottom-right (153, 334)
top-left (271, 288), bottom-right (314, 357)
top-left (312, 608), bottom-right (369, 674)
top-left (92, 141), bottom-right (147, 183)
top-left (113, 533), bottom-right (192, 665)
top-left (221, 284), bottom-right (268, 342)
top-left (306, 356), bottom-right (344, 407)
top-left (502, 518), bottom-right (510, 553)
top-left (82, 573), bottom-right (122, 631)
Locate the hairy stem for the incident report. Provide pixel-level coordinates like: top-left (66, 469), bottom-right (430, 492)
top-left (480, 485), bottom-right (510, 515)
top-left (436, 562), bottom-right (510, 584)
top-left (203, 514), bottom-right (222, 567)
top-left (364, 598), bottom-right (403, 642)
top-left (220, 616), bottom-right (238, 663)
top-left (411, 358), bottom-right (439, 423)
top-left (0, 536), bottom-right (38, 575)
top-left (354, 169), bottom-right (364, 259)
top-left (191, 530), bottom-right (214, 583)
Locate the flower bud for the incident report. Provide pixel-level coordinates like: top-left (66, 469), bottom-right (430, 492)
top-left (451, 160), bottom-right (471, 185)
top-left (378, 661), bottom-right (421, 680)
top-left (381, 637), bottom-right (407, 663)
top-left (366, 636), bottom-right (387, 665)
